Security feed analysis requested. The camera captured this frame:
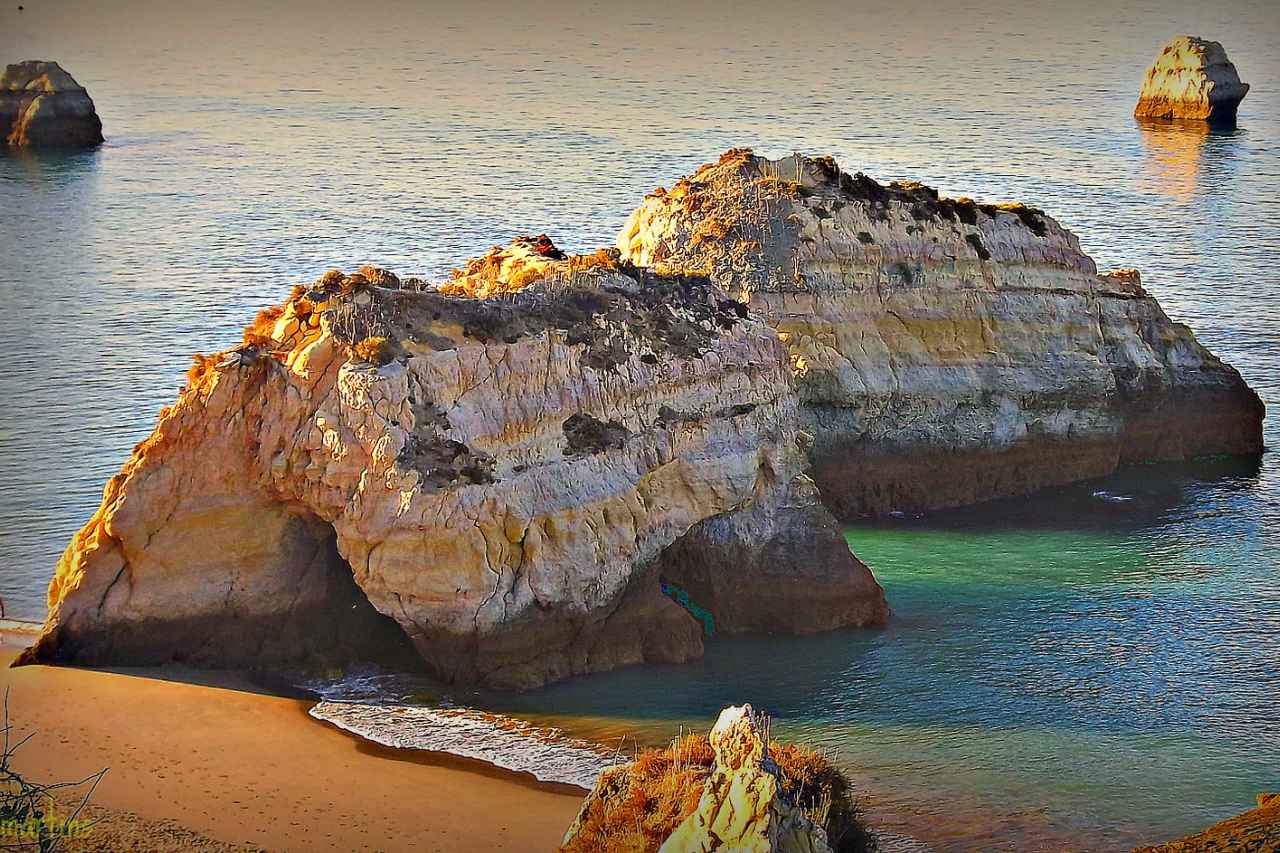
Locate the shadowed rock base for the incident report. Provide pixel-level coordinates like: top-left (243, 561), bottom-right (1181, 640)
top-left (16, 514), bottom-right (420, 672)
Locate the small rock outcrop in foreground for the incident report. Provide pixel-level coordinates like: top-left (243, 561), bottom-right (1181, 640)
top-left (1, 61), bottom-right (103, 148)
top-left (561, 704), bottom-right (875, 853)
top-left (1134, 36), bottom-right (1250, 124)
top-left (1134, 792), bottom-right (1280, 852)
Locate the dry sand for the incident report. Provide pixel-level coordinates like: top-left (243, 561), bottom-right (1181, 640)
top-left (0, 632), bottom-right (582, 852)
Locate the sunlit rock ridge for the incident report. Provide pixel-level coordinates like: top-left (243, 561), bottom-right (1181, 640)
top-left (21, 256), bottom-right (886, 688)
top-left (618, 150), bottom-right (1264, 516)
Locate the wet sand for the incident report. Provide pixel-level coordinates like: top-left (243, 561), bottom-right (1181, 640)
top-left (0, 632), bottom-right (582, 852)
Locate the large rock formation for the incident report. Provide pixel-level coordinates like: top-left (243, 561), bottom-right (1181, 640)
top-left (20, 252), bottom-right (886, 688)
top-left (617, 150), bottom-right (1264, 516)
top-left (1134, 36), bottom-right (1250, 124)
top-left (1, 61), bottom-right (103, 148)
top-left (562, 704), bottom-right (874, 853)
top-left (1134, 793), bottom-right (1280, 852)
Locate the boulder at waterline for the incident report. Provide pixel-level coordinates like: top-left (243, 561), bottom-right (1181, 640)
top-left (1, 60), bottom-right (103, 147)
top-left (1133, 36), bottom-right (1250, 124)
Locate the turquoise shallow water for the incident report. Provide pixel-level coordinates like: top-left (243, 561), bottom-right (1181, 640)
top-left (2, 0), bottom-right (1278, 848)
top-left (478, 460), bottom-right (1278, 848)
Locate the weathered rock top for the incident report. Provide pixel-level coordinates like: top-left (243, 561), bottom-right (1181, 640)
top-left (1134, 36), bottom-right (1250, 124)
top-left (619, 147), bottom-right (1098, 299)
top-left (1, 60), bottom-right (103, 147)
top-left (2, 60), bottom-right (89, 93)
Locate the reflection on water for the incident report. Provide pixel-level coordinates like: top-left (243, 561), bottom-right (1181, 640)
top-left (1136, 118), bottom-right (1243, 199)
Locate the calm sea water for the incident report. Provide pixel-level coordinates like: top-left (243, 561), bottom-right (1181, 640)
top-left (2, 0), bottom-right (1277, 848)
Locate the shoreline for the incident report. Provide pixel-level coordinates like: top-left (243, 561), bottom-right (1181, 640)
top-left (0, 632), bottom-right (582, 852)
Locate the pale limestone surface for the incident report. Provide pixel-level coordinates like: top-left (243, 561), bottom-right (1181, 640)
top-left (658, 705), bottom-right (832, 853)
top-left (1, 60), bottom-right (103, 147)
top-left (617, 150), bottom-right (1263, 515)
top-left (1134, 36), bottom-right (1250, 123)
top-left (25, 258), bottom-right (885, 688)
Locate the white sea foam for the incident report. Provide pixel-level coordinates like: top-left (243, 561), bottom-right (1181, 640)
top-left (302, 670), bottom-right (618, 789)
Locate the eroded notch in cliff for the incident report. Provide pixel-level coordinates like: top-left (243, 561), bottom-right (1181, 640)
top-left (563, 413), bottom-right (631, 455)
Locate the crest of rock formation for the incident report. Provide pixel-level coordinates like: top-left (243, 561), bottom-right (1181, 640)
top-left (1, 61), bottom-right (104, 148)
top-left (20, 248), bottom-right (886, 688)
top-left (562, 704), bottom-right (870, 853)
top-left (1134, 36), bottom-right (1250, 124)
top-left (617, 149), bottom-right (1264, 516)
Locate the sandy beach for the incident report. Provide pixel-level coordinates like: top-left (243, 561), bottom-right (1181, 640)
top-left (0, 631), bottom-right (582, 852)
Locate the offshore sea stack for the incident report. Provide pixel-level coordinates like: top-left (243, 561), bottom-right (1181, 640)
top-left (618, 150), bottom-right (1264, 516)
top-left (1, 61), bottom-right (104, 148)
top-left (20, 246), bottom-right (886, 689)
top-left (1134, 36), bottom-right (1250, 124)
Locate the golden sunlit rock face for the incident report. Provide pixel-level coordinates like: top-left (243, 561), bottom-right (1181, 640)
top-left (1135, 792), bottom-right (1280, 852)
top-left (617, 149), bottom-right (1264, 516)
top-left (1133, 36), bottom-right (1250, 124)
top-left (22, 262), bottom-right (886, 688)
top-left (0, 60), bottom-right (103, 147)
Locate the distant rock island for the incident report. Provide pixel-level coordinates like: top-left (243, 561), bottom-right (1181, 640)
top-left (1, 60), bottom-right (103, 148)
top-left (19, 150), bottom-right (1264, 687)
top-left (1135, 36), bottom-right (1250, 124)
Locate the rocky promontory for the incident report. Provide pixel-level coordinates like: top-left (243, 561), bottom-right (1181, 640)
top-left (618, 150), bottom-right (1264, 516)
top-left (1134, 36), bottom-right (1250, 124)
top-left (561, 704), bottom-right (875, 852)
top-left (20, 252), bottom-right (886, 688)
top-left (1, 61), bottom-right (103, 148)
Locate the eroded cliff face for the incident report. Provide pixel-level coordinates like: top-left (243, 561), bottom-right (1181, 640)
top-left (22, 254), bottom-right (886, 688)
top-left (1, 61), bottom-right (103, 148)
top-left (1134, 36), bottom-right (1250, 124)
top-left (617, 150), bottom-right (1264, 516)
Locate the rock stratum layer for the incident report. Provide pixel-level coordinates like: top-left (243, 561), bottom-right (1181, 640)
top-left (1134, 36), bottom-right (1250, 124)
top-left (1, 61), bottom-right (103, 148)
top-left (1134, 793), bottom-right (1280, 852)
top-left (21, 256), bottom-right (886, 688)
top-left (617, 150), bottom-right (1264, 516)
